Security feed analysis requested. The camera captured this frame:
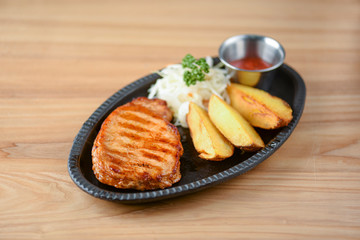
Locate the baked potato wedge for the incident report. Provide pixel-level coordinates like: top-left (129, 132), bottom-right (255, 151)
top-left (208, 95), bottom-right (264, 151)
top-left (187, 102), bottom-right (234, 160)
top-left (227, 83), bottom-right (293, 129)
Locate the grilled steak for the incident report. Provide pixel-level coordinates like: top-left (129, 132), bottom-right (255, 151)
top-left (92, 97), bottom-right (183, 191)
top-left (129, 97), bottom-right (173, 122)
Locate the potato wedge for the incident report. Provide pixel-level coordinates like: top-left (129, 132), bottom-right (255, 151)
top-left (227, 83), bottom-right (293, 129)
top-left (187, 102), bottom-right (234, 160)
top-left (208, 95), bottom-right (264, 151)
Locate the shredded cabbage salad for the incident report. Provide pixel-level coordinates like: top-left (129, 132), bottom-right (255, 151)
top-left (148, 56), bottom-right (231, 128)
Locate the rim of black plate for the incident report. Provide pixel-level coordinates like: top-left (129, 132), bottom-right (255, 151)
top-left (68, 62), bottom-right (306, 203)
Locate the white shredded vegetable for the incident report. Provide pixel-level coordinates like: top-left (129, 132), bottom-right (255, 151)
top-left (148, 57), bottom-right (231, 128)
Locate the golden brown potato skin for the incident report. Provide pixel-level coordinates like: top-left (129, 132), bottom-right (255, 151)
top-left (92, 98), bottom-right (183, 191)
top-left (227, 84), bottom-right (293, 129)
top-left (208, 94), bottom-right (264, 152)
top-left (187, 102), bottom-right (234, 161)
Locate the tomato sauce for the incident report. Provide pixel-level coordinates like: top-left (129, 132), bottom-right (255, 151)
top-left (229, 57), bottom-right (272, 70)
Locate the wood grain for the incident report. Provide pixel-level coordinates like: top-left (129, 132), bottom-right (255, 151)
top-left (0, 0), bottom-right (359, 239)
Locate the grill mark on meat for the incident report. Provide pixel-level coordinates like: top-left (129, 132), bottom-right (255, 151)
top-left (110, 138), bottom-right (179, 165)
top-left (105, 147), bottom-right (136, 159)
top-left (118, 121), bottom-right (151, 135)
top-left (103, 147), bottom-right (147, 164)
top-left (118, 105), bottom-right (165, 122)
top-left (95, 149), bottom-right (171, 172)
top-left (117, 111), bottom-right (167, 129)
top-left (104, 153), bottom-right (162, 172)
top-left (117, 111), bottom-right (154, 126)
top-left (103, 145), bottom-right (166, 171)
top-left (140, 140), bottom-right (177, 156)
top-left (108, 161), bottom-right (161, 173)
top-left (116, 119), bottom-right (168, 138)
top-left (117, 139), bottom-right (178, 158)
top-left (118, 128), bottom-right (179, 149)
top-left (139, 149), bottom-right (167, 163)
top-left (129, 97), bottom-right (173, 122)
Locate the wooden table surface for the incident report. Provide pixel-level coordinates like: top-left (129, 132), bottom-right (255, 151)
top-left (1, 0), bottom-right (359, 239)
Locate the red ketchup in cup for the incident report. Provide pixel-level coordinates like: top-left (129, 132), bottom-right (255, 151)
top-left (229, 56), bottom-right (272, 70)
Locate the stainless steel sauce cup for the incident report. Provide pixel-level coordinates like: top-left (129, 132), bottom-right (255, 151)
top-left (219, 34), bottom-right (285, 89)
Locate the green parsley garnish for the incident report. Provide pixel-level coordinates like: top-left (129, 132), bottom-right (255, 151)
top-left (182, 54), bottom-right (210, 86)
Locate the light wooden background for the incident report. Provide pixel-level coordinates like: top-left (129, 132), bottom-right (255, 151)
top-left (1, 0), bottom-right (359, 239)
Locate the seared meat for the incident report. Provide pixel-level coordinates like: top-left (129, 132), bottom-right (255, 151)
top-left (92, 97), bottom-right (183, 191)
top-left (129, 97), bottom-right (173, 122)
